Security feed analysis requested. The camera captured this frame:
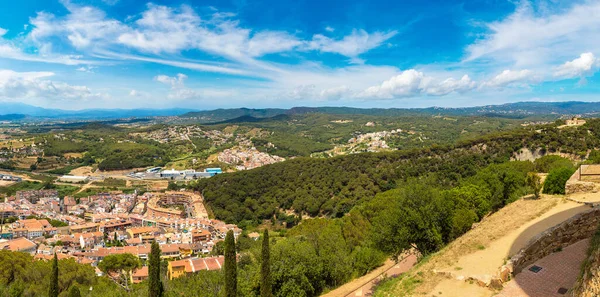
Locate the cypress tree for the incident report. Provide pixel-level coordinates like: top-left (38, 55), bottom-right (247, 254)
top-left (49, 253), bottom-right (59, 297)
top-left (68, 286), bottom-right (81, 297)
top-left (260, 230), bottom-right (272, 297)
top-left (148, 241), bottom-right (163, 297)
top-left (224, 230), bottom-right (237, 297)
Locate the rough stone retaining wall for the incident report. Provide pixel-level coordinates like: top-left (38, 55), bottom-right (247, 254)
top-left (565, 168), bottom-right (597, 195)
top-left (505, 208), bottom-right (600, 275)
top-left (571, 246), bottom-right (600, 297)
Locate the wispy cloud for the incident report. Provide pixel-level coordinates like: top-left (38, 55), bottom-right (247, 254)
top-left (308, 29), bottom-right (397, 64)
top-left (481, 69), bottom-right (538, 89)
top-left (0, 69), bottom-right (106, 101)
top-left (465, 1), bottom-right (600, 68)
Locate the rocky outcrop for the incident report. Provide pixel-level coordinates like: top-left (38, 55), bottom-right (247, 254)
top-left (511, 148), bottom-right (587, 163)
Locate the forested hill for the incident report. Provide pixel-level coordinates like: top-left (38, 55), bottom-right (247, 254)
top-left (190, 119), bottom-right (600, 225)
top-left (181, 101), bottom-right (600, 123)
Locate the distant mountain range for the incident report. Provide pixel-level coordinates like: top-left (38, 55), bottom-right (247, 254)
top-left (0, 102), bottom-right (196, 120)
top-left (181, 101), bottom-right (600, 123)
top-left (1, 101), bottom-right (600, 122)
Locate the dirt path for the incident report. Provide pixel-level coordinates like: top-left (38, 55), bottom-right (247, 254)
top-left (373, 197), bottom-right (574, 297)
top-left (321, 254), bottom-right (418, 297)
top-left (439, 200), bottom-right (587, 278)
top-left (75, 181), bottom-right (97, 194)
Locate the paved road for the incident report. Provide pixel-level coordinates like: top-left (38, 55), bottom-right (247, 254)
top-left (496, 238), bottom-right (590, 297)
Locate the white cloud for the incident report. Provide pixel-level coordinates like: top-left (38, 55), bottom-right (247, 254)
top-left (5, 0), bottom-right (401, 90)
top-left (482, 69), bottom-right (537, 88)
top-left (308, 29), bottom-right (397, 63)
top-left (76, 65), bottom-right (96, 73)
top-left (359, 69), bottom-right (424, 99)
top-left (246, 31), bottom-right (302, 57)
top-left (129, 89), bottom-right (140, 97)
top-left (0, 69), bottom-right (105, 100)
top-left (0, 33), bottom-right (95, 65)
top-left (154, 73), bottom-right (187, 88)
top-left (116, 4), bottom-right (301, 60)
top-left (466, 1), bottom-right (600, 67)
top-left (425, 75), bottom-right (476, 96)
top-left (154, 73), bottom-right (234, 100)
top-left (357, 70), bottom-right (475, 99)
top-left (325, 26), bottom-right (335, 32)
top-left (320, 85), bottom-right (351, 100)
top-left (117, 4), bottom-right (199, 54)
top-left (0, 28), bottom-right (7, 37)
top-left (554, 52), bottom-right (598, 79)
top-left (28, 1), bottom-right (126, 50)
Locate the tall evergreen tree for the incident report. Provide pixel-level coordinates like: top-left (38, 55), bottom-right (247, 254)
top-left (260, 229), bottom-right (272, 297)
top-left (49, 253), bottom-right (59, 297)
top-left (68, 286), bottom-right (81, 297)
top-left (224, 230), bottom-right (237, 297)
top-left (148, 241), bottom-right (163, 297)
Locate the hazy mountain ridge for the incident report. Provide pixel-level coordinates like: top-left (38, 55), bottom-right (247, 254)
top-left (0, 102), bottom-right (196, 119)
top-left (182, 101), bottom-right (600, 123)
top-left (2, 101), bottom-right (600, 121)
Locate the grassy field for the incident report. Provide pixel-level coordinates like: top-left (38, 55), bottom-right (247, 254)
top-left (92, 178), bottom-right (127, 188)
top-left (0, 138), bottom-right (35, 149)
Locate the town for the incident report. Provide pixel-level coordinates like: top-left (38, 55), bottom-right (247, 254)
top-left (0, 188), bottom-right (242, 282)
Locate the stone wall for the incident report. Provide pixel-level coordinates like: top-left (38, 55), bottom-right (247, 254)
top-left (565, 168), bottom-right (597, 195)
top-left (571, 244), bottom-right (600, 297)
top-left (506, 208), bottom-right (600, 275)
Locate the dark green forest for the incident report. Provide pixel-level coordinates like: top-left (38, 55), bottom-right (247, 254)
top-left (191, 119), bottom-right (600, 226)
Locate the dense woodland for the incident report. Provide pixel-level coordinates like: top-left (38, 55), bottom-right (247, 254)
top-left (191, 119), bottom-right (600, 226)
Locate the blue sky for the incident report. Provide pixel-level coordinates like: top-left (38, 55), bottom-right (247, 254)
top-left (0, 0), bottom-right (599, 110)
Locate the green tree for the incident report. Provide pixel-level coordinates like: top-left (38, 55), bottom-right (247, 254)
top-left (148, 241), bottom-right (163, 297)
top-left (167, 181), bottom-right (178, 191)
top-left (98, 253), bottom-right (141, 291)
top-left (49, 253), bottom-right (59, 297)
top-left (224, 230), bottom-right (237, 297)
top-left (271, 237), bottom-right (324, 297)
top-left (543, 167), bottom-right (576, 195)
top-left (370, 182), bottom-right (445, 258)
top-left (67, 286), bottom-right (81, 297)
top-left (260, 230), bottom-right (272, 297)
top-left (526, 172), bottom-right (542, 199)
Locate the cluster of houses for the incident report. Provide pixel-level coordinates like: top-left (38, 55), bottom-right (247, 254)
top-left (217, 147), bottom-right (285, 170)
top-left (0, 188), bottom-right (243, 283)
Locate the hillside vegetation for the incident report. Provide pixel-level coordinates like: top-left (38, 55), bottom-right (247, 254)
top-left (191, 119), bottom-right (600, 226)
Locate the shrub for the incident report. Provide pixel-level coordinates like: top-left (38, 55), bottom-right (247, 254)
top-left (543, 167), bottom-right (576, 195)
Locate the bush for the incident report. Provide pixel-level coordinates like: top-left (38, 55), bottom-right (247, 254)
top-left (587, 150), bottom-right (600, 164)
top-left (534, 155), bottom-right (574, 173)
top-left (543, 167), bottom-right (576, 195)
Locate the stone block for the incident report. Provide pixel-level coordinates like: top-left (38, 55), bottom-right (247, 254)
top-left (489, 278), bottom-right (504, 290)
